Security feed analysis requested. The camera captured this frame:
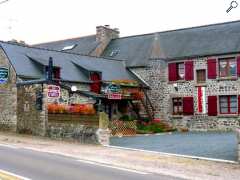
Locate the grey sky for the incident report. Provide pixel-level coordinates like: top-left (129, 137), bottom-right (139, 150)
top-left (0, 0), bottom-right (239, 44)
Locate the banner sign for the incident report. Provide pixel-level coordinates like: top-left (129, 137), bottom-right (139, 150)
top-left (197, 86), bottom-right (206, 114)
top-left (107, 93), bottom-right (122, 100)
top-left (0, 67), bottom-right (9, 84)
top-left (48, 85), bottom-right (61, 98)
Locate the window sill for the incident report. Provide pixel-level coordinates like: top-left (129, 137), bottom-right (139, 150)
top-left (217, 114), bottom-right (238, 118)
top-left (217, 77), bottom-right (238, 81)
top-left (168, 80), bottom-right (186, 84)
top-left (195, 83), bottom-right (207, 87)
top-left (170, 115), bottom-right (183, 118)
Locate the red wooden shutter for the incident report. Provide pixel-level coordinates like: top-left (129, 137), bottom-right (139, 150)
top-left (168, 63), bottom-right (177, 81)
top-left (207, 59), bottom-right (217, 79)
top-left (53, 67), bottom-right (61, 80)
top-left (238, 96), bottom-right (240, 114)
top-left (185, 61), bottom-right (194, 80)
top-left (237, 56), bottom-right (240, 77)
top-left (90, 72), bottom-right (101, 94)
top-left (208, 96), bottom-right (217, 116)
top-left (183, 97), bottom-right (194, 115)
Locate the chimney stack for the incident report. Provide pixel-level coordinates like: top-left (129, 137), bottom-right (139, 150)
top-left (96, 25), bottom-right (119, 43)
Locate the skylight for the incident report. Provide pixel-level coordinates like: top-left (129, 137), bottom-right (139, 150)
top-left (61, 44), bottom-right (77, 51)
top-left (109, 49), bottom-right (120, 57)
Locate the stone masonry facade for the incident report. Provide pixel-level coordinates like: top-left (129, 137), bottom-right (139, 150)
top-left (132, 54), bottom-right (240, 131)
top-left (0, 48), bottom-right (17, 131)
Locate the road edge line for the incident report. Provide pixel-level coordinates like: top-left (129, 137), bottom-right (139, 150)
top-left (0, 169), bottom-right (31, 180)
top-left (105, 145), bottom-right (238, 164)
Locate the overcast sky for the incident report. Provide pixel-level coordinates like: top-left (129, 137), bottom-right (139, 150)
top-left (0, 0), bottom-right (239, 44)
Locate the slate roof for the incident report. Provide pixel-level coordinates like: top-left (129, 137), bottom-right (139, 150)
top-left (102, 20), bottom-right (240, 67)
top-left (34, 35), bottom-right (99, 55)
top-left (0, 41), bottom-right (136, 83)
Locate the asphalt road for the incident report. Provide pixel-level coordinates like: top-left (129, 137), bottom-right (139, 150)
top-left (111, 132), bottom-right (237, 161)
top-left (0, 145), bottom-right (182, 180)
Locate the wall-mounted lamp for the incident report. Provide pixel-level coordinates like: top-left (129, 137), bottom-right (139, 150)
top-left (173, 83), bottom-right (178, 91)
top-left (71, 86), bottom-right (77, 92)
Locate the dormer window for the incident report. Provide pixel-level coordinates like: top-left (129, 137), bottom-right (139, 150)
top-left (61, 44), bottom-right (77, 51)
top-left (109, 49), bottom-right (120, 57)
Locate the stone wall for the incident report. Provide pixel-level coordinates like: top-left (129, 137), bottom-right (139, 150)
top-left (47, 112), bottom-right (110, 145)
top-left (17, 84), bottom-right (48, 136)
top-left (236, 128), bottom-right (240, 162)
top-left (0, 48), bottom-right (17, 131)
top-left (132, 55), bottom-right (240, 131)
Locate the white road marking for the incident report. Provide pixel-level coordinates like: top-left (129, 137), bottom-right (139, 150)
top-left (105, 145), bottom-right (238, 164)
top-left (0, 169), bottom-right (31, 180)
top-left (0, 143), bottom-right (19, 149)
top-left (76, 159), bottom-right (149, 175)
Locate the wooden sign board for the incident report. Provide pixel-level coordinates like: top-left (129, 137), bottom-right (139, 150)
top-left (0, 67), bottom-right (8, 84)
top-left (48, 85), bottom-right (61, 98)
top-left (107, 93), bottom-right (122, 100)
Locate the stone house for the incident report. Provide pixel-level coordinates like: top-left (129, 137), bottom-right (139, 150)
top-left (36, 20), bottom-right (240, 131)
top-left (1, 20), bottom-right (240, 133)
top-left (0, 40), bottom-right (147, 141)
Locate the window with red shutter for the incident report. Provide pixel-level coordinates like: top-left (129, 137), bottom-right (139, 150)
top-left (168, 63), bottom-right (177, 81)
top-left (90, 72), bottom-right (101, 94)
top-left (219, 95), bottom-right (237, 114)
top-left (237, 56), bottom-right (240, 77)
top-left (183, 97), bottom-right (194, 115)
top-left (238, 96), bottom-right (240, 114)
top-left (172, 98), bottom-right (183, 115)
top-left (185, 61), bottom-right (193, 81)
top-left (207, 59), bottom-right (217, 79)
top-left (208, 96), bottom-right (217, 116)
top-left (219, 58), bottom-right (236, 78)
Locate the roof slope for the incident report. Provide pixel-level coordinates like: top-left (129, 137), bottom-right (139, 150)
top-left (102, 20), bottom-right (240, 67)
top-left (0, 41), bottom-right (135, 83)
top-left (34, 35), bottom-right (99, 55)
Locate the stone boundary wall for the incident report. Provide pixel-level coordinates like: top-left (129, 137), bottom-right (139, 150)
top-left (47, 112), bottom-right (110, 145)
top-left (17, 84), bottom-right (48, 136)
top-left (0, 48), bottom-right (17, 131)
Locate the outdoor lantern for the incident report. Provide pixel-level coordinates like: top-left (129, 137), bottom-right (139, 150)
top-left (173, 83), bottom-right (178, 91)
top-left (71, 86), bottom-right (77, 92)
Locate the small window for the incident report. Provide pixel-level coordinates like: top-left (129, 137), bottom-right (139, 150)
top-left (61, 44), bottom-right (77, 51)
top-left (109, 49), bottom-right (120, 57)
top-left (196, 69), bottom-right (206, 84)
top-left (219, 57), bottom-right (236, 78)
top-left (173, 98), bottom-right (183, 115)
top-left (177, 63), bottom-right (185, 80)
top-left (219, 95), bottom-right (237, 114)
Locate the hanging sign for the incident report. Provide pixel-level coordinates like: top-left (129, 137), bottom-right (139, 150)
top-left (105, 84), bottom-right (121, 93)
top-left (107, 93), bottom-right (122, 100)
top-left (0, 67), bottom-right (9, 84)
top-left (48, 85), bottom-right (61, 98)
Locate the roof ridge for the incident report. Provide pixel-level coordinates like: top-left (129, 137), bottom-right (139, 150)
top-left (114, 19), bottom-right (240, 40)
top-left (0, 40), bottom-right (125, 62)
top-left (32, 34), bottom-right (96, 46)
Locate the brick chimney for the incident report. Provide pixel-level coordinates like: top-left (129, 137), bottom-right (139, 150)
top-left (91, 25), bottom-right (120, 57)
